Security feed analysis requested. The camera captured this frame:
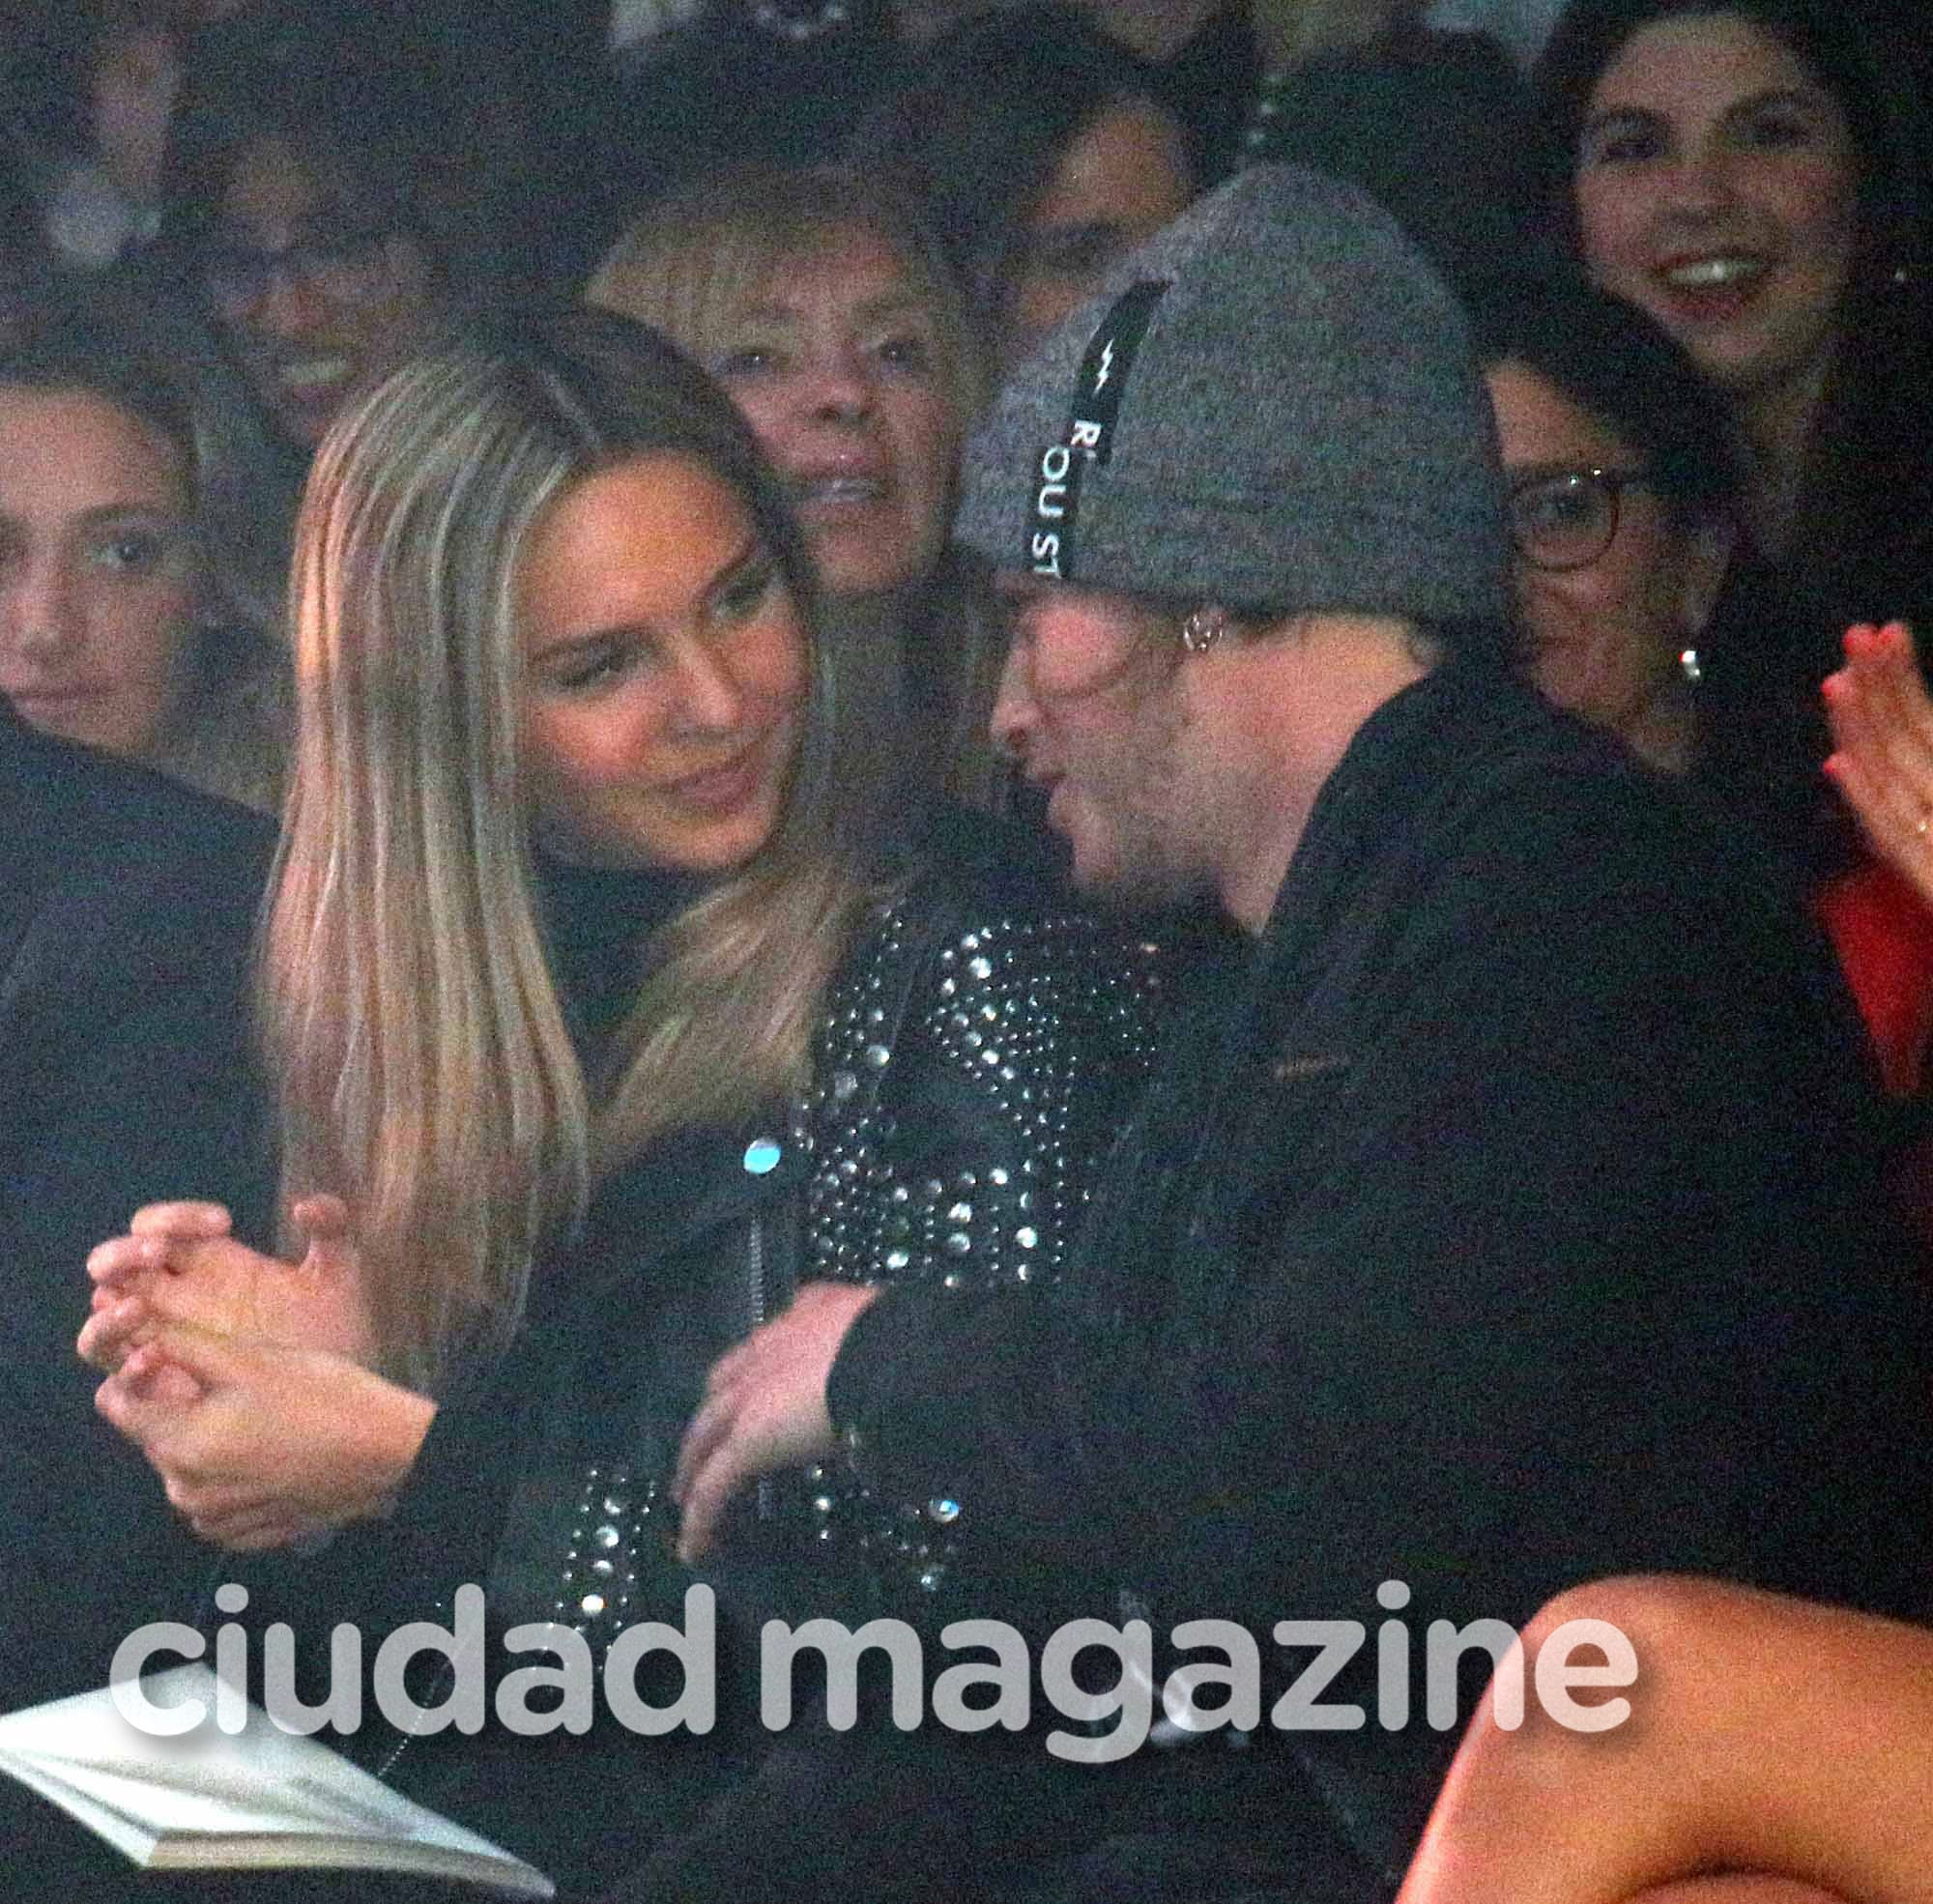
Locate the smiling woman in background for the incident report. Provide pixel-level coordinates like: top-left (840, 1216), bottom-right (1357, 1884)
top-left (153, 70), bottom-right (456, 636)
top-left (1534, 0), bottom-right (1933, 875)
top-left (169, 86), bottom-right (447, 459)
top-left (0, 332), bottom-right (285, 807)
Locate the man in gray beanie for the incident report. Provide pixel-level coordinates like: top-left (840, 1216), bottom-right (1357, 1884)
top-left (669, 165), bottom-right (1932, 1900)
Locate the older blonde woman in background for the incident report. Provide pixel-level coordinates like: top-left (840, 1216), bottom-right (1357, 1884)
top-left (589, 164), bottom-right (1014, 819)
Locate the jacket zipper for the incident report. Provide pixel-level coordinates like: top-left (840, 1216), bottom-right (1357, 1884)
top-left (374, 1649), bottom-right (451, 1782)
top-left (749, 1214), bottom-right (773, 1523)
top-left (383, 1194), bottom-right (780, 1782)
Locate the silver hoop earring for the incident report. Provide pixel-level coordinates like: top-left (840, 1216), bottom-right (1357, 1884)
top-left (1180, 606), bottom-right (1230, 654)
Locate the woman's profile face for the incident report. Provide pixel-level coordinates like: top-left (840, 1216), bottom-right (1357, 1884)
top-left (0, 385), bottom-right (200, 758)
top-left (707, 222), bottom-right (964, 608)
top-left (516, 451), bottom-right (809, 874)
top-left (1572, 12), bottom-right (1860, 413)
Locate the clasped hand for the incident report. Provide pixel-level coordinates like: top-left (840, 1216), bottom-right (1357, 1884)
top-left (79, 1196), bottom-right (878, 1563)
top-left (82, 1195), bottom-right (369, 1368)
top-left (77, 1197), bottom-right (432, 1549)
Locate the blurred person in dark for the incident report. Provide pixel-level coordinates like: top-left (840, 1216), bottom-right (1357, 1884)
top-left (0, 329), bottom-right (286, 806)
top-left (851, 6), bottom-right (1197, 366)
top-left (0, 692), bottom-right (271, 1715)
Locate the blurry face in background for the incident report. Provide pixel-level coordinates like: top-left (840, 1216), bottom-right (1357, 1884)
top-left (1486, 358), bottom-right (1728, 763)
top-left (0, 386), bottom-right (201, 758)
top-left (206, 135), bottom-right (439, 450)
top-left (1573, 13), bottom-right (1860, 415)
top-left (1005, 99), bottom-right (1194, 363)
top-left (708, 224), bottom-right (965, 606)
top-left (517, 452), bottom-right (809, 874)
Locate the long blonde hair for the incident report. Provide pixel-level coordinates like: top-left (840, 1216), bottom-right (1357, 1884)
top-left (265, 309), bottom-right (876, 1393)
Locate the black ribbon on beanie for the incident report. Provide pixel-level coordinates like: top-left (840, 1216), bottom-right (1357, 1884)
top-left (1024, 277), bottom-right (1169, 583)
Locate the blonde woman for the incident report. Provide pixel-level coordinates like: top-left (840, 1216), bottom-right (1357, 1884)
top-left (81, 308), bottom-right (1177, 1892)
top-left (589, 164), bottom-right (1014, 816)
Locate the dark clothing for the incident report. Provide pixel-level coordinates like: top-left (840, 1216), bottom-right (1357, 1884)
top-left (605, 1), bottom-right (906, 213)
top-left (0, 705), bottom-right (274, 1711)
top-left (1695, 465), bottom-right (1933, 887)
top-left (1141, 2), bottom-right (1256, 184)
top-left (225, 810), bottom-right (1198, 1898)
top-left (1692, 282), bottom-right (1933, 884)
top-left (1150, 8), bottom-right (1540, 304)
top-left (1231, 31), bottom-right (1541, 308)
top-left (535, 852), bottom-right (707, 1064)
top-left (825, 667), bottom-right (1933, 1894)
top-left (1695, 547), bottom-right (1859, 883)
top-left (0, 699), bottom-right (269, 964)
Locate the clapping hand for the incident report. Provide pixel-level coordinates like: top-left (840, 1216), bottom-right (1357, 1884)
top-left (1824, 620), bottom-right (1933, 901)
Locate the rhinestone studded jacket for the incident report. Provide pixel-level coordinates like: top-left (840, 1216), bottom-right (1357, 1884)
top-left (359, 837), bottom-right (1197, 1679)
top-left (780, 889), bottom-right (1171, 1611)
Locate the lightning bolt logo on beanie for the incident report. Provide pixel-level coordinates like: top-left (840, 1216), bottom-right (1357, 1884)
top-left (1026, 278), bottom-right (1168, 580)
top-left (965, 161), bottom-right (1508, 625)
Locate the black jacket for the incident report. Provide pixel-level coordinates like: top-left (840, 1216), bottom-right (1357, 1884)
top-left (826, 669), bottom-right (1933, 1894)
top-left (0, 705), bottom-right (274, 1708)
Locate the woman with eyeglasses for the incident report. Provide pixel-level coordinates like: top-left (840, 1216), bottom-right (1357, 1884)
top-left (148, 72), bottom-right (455, 632)
top-left (1469, 266), bottom-right (1736, 776)
top-left (1471, 269), bottom-right (1933, 1116)
top-left (174, 98), bottom-right (447, 457)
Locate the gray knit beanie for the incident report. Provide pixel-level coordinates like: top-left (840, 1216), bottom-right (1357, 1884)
top-left (955, 163), bottom-right (1510, 625)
